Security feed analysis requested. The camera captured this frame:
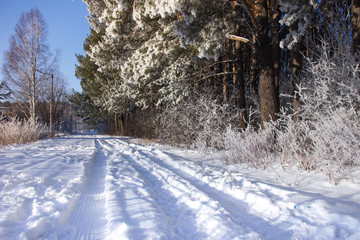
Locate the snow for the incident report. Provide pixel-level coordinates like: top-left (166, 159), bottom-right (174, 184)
top-left (0, 134), bottom-right (359, 239)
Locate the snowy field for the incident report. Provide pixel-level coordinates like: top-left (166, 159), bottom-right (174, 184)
top-left (0, 134), bottom-right (359, 240)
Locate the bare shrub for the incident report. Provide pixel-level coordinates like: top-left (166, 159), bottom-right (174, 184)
top-left (309, 108), bottom-right (360, 183)
top-left (156, 89), bottom-right (239, 150)
top-left (275, 111), bottom-right (314, 171)
top-left (222, 122), bottom-right (277, 168)
top-left (295, 42), bottom-right (360, 182)
top-left (0, 117), bottom-right (48, 146)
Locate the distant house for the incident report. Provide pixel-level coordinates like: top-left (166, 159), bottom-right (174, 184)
top-left (0, 103), bottom-right (22, 119)
top-left (0, 106), bottom-right (14, 115)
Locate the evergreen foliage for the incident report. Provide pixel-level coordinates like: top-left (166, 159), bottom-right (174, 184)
top-left (76, 0), bottom-right (360, 181)
top-left (68, 91), bottom-right (106, 125)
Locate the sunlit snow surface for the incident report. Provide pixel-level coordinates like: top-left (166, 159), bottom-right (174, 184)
top-left (0, 134), bottom-right (359, 239)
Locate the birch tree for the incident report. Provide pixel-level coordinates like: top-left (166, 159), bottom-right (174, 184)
top-left (2, 8), bottom-right (53, 121)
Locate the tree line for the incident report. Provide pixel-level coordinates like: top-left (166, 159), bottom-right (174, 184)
top-left (73, 0), bottom-right (360, 138)
top-left (1, 1), bottom-right (359, 180)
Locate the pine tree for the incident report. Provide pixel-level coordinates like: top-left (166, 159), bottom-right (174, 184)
top-left (68, 91), bottom-right (106, 125)
top-left (80, 0), bottom-right (358, 131)
top-left (82, 0), bottom-right (211, 112)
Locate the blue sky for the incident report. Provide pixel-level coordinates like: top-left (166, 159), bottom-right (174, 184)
top-left (0, 0), bottom-right (90, 92)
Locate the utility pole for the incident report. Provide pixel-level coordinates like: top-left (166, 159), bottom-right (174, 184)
top-left (49, 73), bottom-right (53, 138)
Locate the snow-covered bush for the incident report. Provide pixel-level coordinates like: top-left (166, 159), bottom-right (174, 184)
top-left (274, 112), bottom-right (314, 171)
top-left (295, 42), bottom-right (360, 182)
top-left (0, 117), bottom-right (48, 146)
top-left (222, 112), bottom-right (314, 170)
top-left (309, 108), bottom-right (360, 183)
top-left (222, 123), bottom-right (277, 168)
top-left (156, 89), bottom-right (239, 150)
top-left (222, 41), bottom-right (360, 183)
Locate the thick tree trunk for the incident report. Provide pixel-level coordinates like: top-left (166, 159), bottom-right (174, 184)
top-left (231, 3), bottom-right (248, 129)
top-left (258, 46), bottom-right (277, 126)
top-left (352, 0), bottom-right (360, 53)
top-left (271, 1), bottom-right (280, 113)
top-left (114, 114), bottom-right (124, 136)
top-left (255, 0), bottom-right (279, 126)
top-left (233, 40), bottom-right (248, 129)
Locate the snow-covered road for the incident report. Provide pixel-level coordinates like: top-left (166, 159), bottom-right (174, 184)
top-left (0, 135), bottom-right (360, 239)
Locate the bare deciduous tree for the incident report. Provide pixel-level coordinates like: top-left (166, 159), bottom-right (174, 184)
top-left (0, 82), bottom-right (10, 100)
top-left (37, 72), bottom-right (68, 131)
top-left (2, 8), bottom-right (54, 121)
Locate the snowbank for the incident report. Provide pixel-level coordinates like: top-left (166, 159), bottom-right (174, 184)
top-left (0, 135), bottom-right (359, 239)
top-left (0, 136), bottom-right (95, 239)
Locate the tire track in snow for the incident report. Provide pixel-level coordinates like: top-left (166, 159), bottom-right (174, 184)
top-left (143, 150), bottom-right (292, 239)
top-left (67, 139), bottom-right (108, 240)
top-left (121, 153), bottom-right (202, 239)
top-left (113, 139), bottom-right (256, 240)
top-left (116, 139), bottom-right (291, 239)
top-left (140, 149), bottom-right (293, 237)
top-left (101, 138), bottom-right (191, 240)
